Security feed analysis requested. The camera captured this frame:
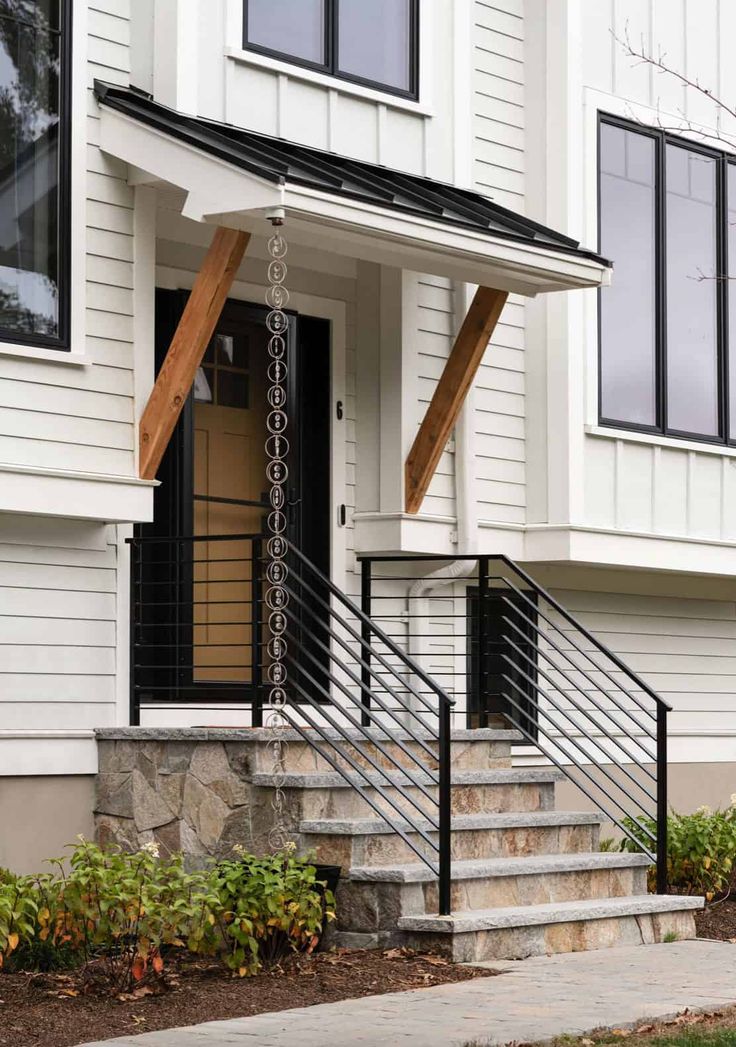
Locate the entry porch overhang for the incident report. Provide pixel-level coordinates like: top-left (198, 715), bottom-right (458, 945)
top-left (95, 83), bottom-right (611, 299)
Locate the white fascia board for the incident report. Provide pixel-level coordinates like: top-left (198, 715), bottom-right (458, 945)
top-left (0, 733), bottom-right (98, 776)
top-left (521, 524), bottom-right (736, 578)
top-left (98, 106), bottom-right (609, 296)
top-left (272, 187), bottom-right (610, 296)
top-left (0, 463), bottom-right (156, 523)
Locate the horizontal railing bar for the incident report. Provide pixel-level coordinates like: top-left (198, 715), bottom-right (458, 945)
top-left (285, 560), bottom-right (447, 717)
top-left (498, 650), bottom-right (657, 809)
top-left (278, 706), bottom-right (440, 874)
top-left (193, 494), bottom-right (268, 508)
top-left (499, 675), bottom-right (656, 858)
top-left (281, 671), bottom-right (440, 838)
top-left (281, 585), bottom-right (439, 754)
top-left (281, 627), bottom-right (440, 790)
top-left (133, 620), bottom-right (254, 629)
top-left (287, 543), bottom-right (455, 710)
top-left (493, 575), bottom-right (659, 723)
top-left (500, 612), bottom-right (657, 767)
top-left (128, 532), bottom-right (264, 545)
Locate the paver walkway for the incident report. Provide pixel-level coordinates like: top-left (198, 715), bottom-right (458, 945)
top-left (80, 940), bottom-right (736, 1047)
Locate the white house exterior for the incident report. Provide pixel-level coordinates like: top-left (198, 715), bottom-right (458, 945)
top-left (1, 0), bottom-right (734, 877)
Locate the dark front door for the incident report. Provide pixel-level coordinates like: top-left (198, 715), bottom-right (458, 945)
top-left (132, 291), bottom-right (331, 711)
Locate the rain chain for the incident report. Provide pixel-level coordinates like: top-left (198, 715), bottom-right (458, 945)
top-left (264, 219), bottom-right (291, 851)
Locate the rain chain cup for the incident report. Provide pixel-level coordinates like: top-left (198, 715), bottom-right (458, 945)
top-left (264, 222), bottom-right (291, 851)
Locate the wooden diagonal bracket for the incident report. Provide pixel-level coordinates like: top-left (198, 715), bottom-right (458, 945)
top-left (139, 226), bottom-right (251, 480)
top-left (405, 286), bottom-right (508, 515)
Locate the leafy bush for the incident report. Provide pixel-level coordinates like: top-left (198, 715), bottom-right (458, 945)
top-left (619, 799), bottom-right (736, 900)
top-left (214, 845), bottom-right (335, 976)
top-left (0, 839), bottom-right (335, 991)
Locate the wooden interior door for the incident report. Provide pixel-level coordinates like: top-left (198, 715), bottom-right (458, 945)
top-left (192, 320), bottom-right (269, 683)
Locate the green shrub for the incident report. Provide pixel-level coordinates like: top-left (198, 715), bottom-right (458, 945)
top-left (0, 839), bottom-right (335, 990)
top-left (619, 801), bottom-right (736, 900)
top-left (214, 844), bottom-right (335, 976)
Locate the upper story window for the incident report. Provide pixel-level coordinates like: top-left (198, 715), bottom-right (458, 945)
top-left (0, 0), bottom-right (71, 349)
top-left (598, 114), bottom-right (736, 444)
top-left (598, 116), bottom-right (736, 443)
top-left (243, 0), bottom-right (419, 100)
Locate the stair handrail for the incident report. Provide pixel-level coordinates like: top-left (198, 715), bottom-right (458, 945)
top-left (359, 552), bottom-right (670, 895)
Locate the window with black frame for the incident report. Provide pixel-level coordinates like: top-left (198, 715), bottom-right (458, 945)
top-left (243, 0), bottom-right (418, 99)
top-left (598, 115), bottom-right (736, 444)
top-left (0, 0), bottom-right (71, 348)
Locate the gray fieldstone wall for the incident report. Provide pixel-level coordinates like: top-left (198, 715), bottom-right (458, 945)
top-left (94, 729), bottom-right (289, 862)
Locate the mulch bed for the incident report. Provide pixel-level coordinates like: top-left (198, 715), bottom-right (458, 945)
top-left (0, 948), bottom-right (498, 1047)
top-left (696, 897), bottom-right (736, 941)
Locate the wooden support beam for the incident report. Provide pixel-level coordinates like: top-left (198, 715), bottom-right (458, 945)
top-left (404, 286), bottom-right (508, 514)
top-left (139, 226), bottom-right (250, 480)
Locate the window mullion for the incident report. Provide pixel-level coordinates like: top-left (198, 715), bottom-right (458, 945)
top-left (658, 132), bottom-right (667, 436)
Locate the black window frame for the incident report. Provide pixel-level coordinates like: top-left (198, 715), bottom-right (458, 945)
top-left (0, 0), bottom-right (74, 352)
top-left (597, 112), bottom-right (736, 446)
top-left (242, 0), bottom-right (420, 102)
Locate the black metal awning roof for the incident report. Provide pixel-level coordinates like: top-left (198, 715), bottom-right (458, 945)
top-left (94, 82), bottom-right (609, 268)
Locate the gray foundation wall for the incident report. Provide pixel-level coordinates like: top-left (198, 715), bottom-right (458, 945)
top-left (0, 776), bottom-right (95, 875)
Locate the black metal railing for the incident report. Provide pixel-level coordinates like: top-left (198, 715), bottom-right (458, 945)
top-left (128, 534), bottom-right (456, 914)
top-left (359, 553), bottom-right (670, 894)
top-left (128, 532), bottom-right (265, 719)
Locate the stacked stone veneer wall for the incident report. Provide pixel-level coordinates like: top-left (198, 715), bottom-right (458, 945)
top-left (95, 729), bottom-right (284, 862)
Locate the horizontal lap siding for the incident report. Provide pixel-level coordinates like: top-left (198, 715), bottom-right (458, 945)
top-left (545, 587), bottom-right (736, 740)
top-left (414, 277), bottom-right (456, 518)
top-left (0, 529), bottom-right (118, 730)
top-left (0, 3), bottom-right (136, 478)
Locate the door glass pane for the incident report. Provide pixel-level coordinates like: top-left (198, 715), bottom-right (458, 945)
top-left (0, 5), bottom-right (62, 339)
top-left (193, 320), bottom-right (268, 684)
top-left (337, 0), bottom-right (412, 92)
top-left (599, 123), bottom-right (657, 426)
top-left (246, 0), bottom-right (325, 65)
top-left (666, 144), bottom-right (719, 436)
top-left (728, 165), bottom-right (736, 440)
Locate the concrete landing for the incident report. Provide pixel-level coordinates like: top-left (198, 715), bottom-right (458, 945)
top-left (79, 939), bottom-right (736, 1046)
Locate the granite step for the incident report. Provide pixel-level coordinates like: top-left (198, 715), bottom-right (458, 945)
top-left (255, 728), bottom-right (521, 774)
top-left (396, 894), bottom-right (704, 961)
top-left (299, 810), bottom-right (606, 865)
top-left (252, 767), bottom-right (564, 819)
top-left (336, 852), bottom-right (651, 922)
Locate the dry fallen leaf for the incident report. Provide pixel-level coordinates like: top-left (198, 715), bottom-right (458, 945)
top-left (634, 1025), bottom-right (654, 1034)
top-left (610, 1029), bottom-right (630, 1038)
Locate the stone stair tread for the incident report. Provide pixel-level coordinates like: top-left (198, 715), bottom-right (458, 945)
top-left (300, 810), bottom-right (607, 835)
top-left (251, 767), bottom-right (564, 788)
top-left (95, 727), bottom-right (523, 743)
top-left (349, 851), bottom-right (652, 883)
top-left (397, 893), bottom-right (705, 933)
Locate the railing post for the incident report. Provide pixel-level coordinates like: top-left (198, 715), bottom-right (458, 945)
top-left (477, 557), bottom-right (489, 728)
top-left (361, 559), bottom-right (372, 728)
top-left (656, 703), bottom-right (668, 894)
top-left (438, 695), bottom-right (452, 916)
top-left (252, 537), bottom-right (263, 728)
top-left (129, 539), bottom-right (140, 727)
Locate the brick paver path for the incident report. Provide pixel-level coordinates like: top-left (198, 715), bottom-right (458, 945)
top-left (79, 940), bottom-right (736, 1046)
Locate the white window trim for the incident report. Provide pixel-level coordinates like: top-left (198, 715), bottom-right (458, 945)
top-left (224, 0), bottom-right (434, 118)
top-left (0, 2), bottom-right (87, 360)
